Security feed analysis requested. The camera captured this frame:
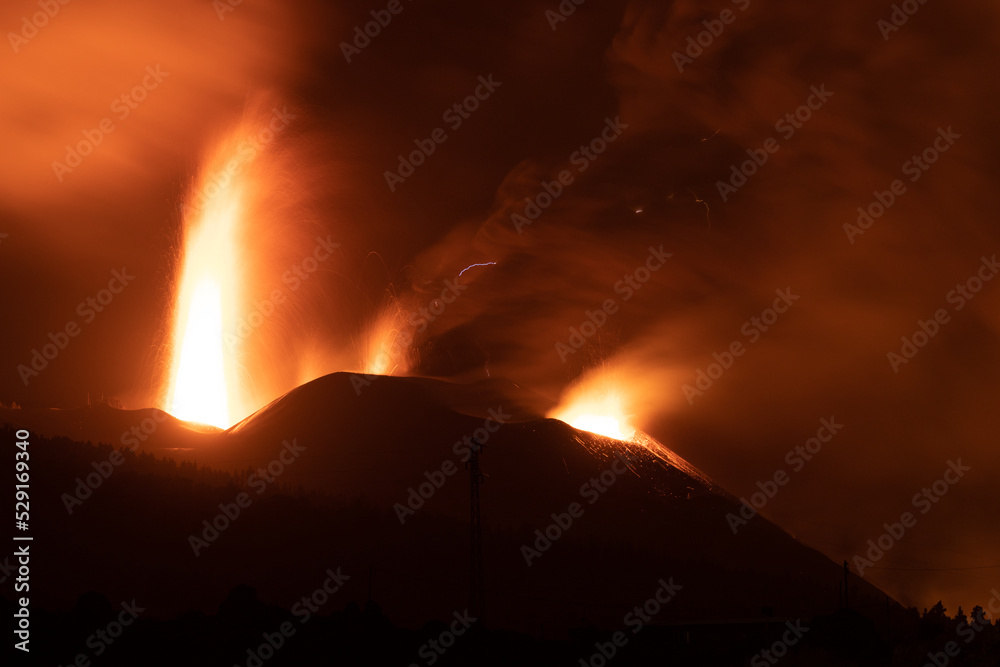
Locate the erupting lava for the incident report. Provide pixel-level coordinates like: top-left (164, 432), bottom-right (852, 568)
top-left (164, 132), bottom-right (250, 428)
top-left (169, 280), bottom-right (231, 427)
top-left (550, 367), bottom-right (719, 489)
top-left (570, 414), bottom-right (635, 441)
top-left (361, 305), bottom-right (411, 376)
top-left (550, 381), bottom-right (637, 441)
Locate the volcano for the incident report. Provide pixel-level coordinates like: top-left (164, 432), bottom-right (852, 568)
top-left (3, 372), bottom-right (894, 644)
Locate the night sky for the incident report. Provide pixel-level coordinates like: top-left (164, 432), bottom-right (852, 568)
top-left (1, 0), bottom-right (998, 615)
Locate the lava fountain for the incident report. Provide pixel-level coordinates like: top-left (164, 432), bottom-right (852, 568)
top-left (360, 302), bottom-right (413, 376)
top-left (162, 99), bottom-right (349, 426)
top-left (550, 364), bottom-right (719, 489)
top-left (550, 381), bottom-right (637, 441)
top-left (164, 128), bottom-right (255, 428)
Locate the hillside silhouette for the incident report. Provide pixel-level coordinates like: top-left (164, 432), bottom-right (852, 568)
top-left (3, 374), bottom-right (999, 664)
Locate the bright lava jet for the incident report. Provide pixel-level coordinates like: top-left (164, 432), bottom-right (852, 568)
top-left (550, 383), bottom-right (637, 442)
top-left (164, 132), bottom-right (249, 429)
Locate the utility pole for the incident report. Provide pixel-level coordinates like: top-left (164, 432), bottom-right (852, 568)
top-left (467, 438), bottom-right (485, 620)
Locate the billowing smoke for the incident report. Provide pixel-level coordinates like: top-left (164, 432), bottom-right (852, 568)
top-left (388, 0), bottom-right (1000, 611)
top-left (2, 0), bottom-right (997, 614)
top-left (0, 0), bottom-right (348, 410)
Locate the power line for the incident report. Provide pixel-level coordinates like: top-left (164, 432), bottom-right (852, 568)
top-left (867, 564), bottom-right (1000, 572)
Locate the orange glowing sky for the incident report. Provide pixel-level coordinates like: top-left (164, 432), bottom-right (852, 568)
top-left (0, 0), bottom-right (998, 616)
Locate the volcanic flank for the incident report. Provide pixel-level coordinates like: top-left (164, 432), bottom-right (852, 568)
top-left (3, 372), bottom-right (894, 638)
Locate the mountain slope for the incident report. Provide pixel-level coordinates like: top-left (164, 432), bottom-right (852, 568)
top-left (2, 373), bottom-right (895, 635)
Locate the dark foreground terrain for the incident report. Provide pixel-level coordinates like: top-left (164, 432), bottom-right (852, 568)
top-left (3, 374), bottom-right (999, 665)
